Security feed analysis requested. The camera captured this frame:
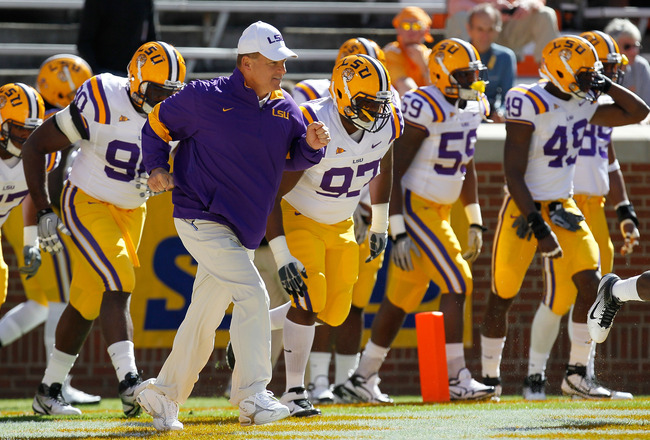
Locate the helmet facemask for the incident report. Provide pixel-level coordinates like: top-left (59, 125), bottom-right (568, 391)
top-left (0, 118), bottom-right (41, 158)
top-left (343, 91), bottom-right (392, 133)
top-left (136, 80), bottom-right (184, 114)
top-left (566, 61), bottom-right (604, 102)
top-left (449, 63), bottom-right (488, 101)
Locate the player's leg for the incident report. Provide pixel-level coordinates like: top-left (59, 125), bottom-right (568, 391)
top-left (481, 196), bottom-right (536, 394)
top-left (307, 325), bottom-right (335, 404)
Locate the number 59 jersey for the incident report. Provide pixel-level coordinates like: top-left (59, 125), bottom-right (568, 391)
top-left (400, 86), bottom-right (487, 205)
top-left (283, 97), bottom-right (403, 225)
top-left (504, 82), bottom-right (598, 201)
top-left (55, 73), bottom-right (149, 210)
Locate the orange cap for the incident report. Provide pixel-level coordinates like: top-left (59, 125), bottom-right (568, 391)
top-left (392, 6), bottom-right (434, 42)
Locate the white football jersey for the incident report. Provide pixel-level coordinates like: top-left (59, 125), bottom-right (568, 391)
top-left (292, 79), bottom-right (331, 105)
top-left (573, 95), bottom-right (614, 196)
top-left (400, 86), bottom-right (488, 205)
top-left (59, 73), bottom-right (149, 209)
top-left (284, 97), bottom-right (404, 224)
top-left (0, 153), bottom-right (59, 227)
top-left (504, 82), bottom-right (598, 201)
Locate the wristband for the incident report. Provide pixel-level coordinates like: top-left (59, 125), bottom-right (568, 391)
top-left (389, 214), bottom-right (406, 239)
top-left (470, 223), bottom-right (488, 232)
top-left (615, 202), bottom-right (639, 227)
top-left (23, 226), bottom-right (39, 248)
top-left (268, 235), bottom-right (292, 268)
top-left (601, 75), bottom-right (613, 94)
top-left (36, 208), bottom-right (54, 222)
top-left (464, 203), bottom-right (482, 226)
top-left (370, 203), bottom-right (389, 233)
top-left (527, 211), bottom-right (551, 240)
top-left (607, 159), bottom-right (620, 173)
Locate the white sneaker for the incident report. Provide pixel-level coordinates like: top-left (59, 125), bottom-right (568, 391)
top-left (239, 390), bottom-right (291, 426)
top-left (482, 376), bottom-right (502, 401)
top-left (279, 387), bottom-right (321, 417)
top-left (588, 274), bottom-right (623, 343)
top-left (561, 364), bottom-right (610, 399)
top-left (137, 388), bottom-right (183, 431)
top-left (307, 375), bottom-right (334, 404)
top-left (522, 374), bottom-right (547, 401)
top-left (61, 375), bottom-right (101, 405)
top-left (33, 383), bottom-right (82, 416)
top-left (449, 368), bottom-right (496, 401)
top-left (336, 373), bottom-right (393, 403)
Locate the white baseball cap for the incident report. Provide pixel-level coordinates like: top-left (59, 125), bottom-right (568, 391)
top-left (237, 21), bottom-right (298, 61)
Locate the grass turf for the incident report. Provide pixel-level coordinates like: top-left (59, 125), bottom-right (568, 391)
top-left (1, 396), bottom-right (649, 439)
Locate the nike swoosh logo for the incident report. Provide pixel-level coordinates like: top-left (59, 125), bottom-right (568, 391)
top-left (223, 107), bottom-right (234, 112)
top-left (371, 142), bottom-right (381, 149)
top-left (589, 300), bottom-right (601, 320)
top-left (294, 212), bottom-right (302, 216)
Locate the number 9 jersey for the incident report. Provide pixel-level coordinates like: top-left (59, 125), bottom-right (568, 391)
top-left (54, 73), bottom-right (149, 209)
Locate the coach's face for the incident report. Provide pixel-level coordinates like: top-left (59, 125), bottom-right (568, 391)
top-left (242, 53), bottom-right (287, 99)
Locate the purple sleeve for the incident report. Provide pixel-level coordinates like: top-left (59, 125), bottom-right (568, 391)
top-left (285, 135), bottom-right (324, 171)
top-left (142, 121), bottom-right (172, 173)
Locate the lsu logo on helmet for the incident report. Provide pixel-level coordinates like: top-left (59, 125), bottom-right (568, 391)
top-left (36, 54), bottom-right (93, 109)
top-left (580, 30), bottom-right (627, 84)
top-left (428, 38), bottom-right (488, 101)
top-left (127, 41), bottom-right (186, 114)
top-left (336, 38), bottom-right (386, 65)
top-left (330, 54), bottom-right (393, 133)
top-left (0, 83), bottom-right (44, 158)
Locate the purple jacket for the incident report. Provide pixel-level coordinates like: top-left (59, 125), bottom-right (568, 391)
top-left (142, 68), bottom-right (324, 249)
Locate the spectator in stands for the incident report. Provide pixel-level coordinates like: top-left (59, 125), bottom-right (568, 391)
top-left (77, 0), bottom-right (157, 75)
top-left (384, 6), bottom-right (433, 96)
top-left (604, 18), bottom-right (650, 113)
top-left (466, 3), bottom-right (516, 122)
top-left (445, 0), bottom-right (559, 63)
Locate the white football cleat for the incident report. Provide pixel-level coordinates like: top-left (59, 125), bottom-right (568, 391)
top-left (561, 364), bottom-right (611, 399)
top-left (137, 387), bottom-right (183, 431)
top-left (588, 274), bottom-right (623, 343)
top-left (280, 387), bottom-right (321, 417)
top-left (239, 390), bottom-right (291, 425)
top-left (61, 375), bottom-right (101, 405)
top-left (522, 374), bottom-right (547, 401)
top-left (307, 375), bottom-right (335, 404)
top-left (449, 368), bottom-right (495, 401)
top-left (33, 383), bottom-right (82, 416)
top-left (335, 373), bottom-right (393, 404)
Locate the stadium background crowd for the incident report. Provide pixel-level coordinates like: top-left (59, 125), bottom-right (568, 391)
top-left (0, 0), bottom-right (649, 401)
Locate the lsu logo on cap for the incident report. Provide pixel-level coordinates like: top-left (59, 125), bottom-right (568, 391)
top-left (267, 34), bottom-right (283, 44)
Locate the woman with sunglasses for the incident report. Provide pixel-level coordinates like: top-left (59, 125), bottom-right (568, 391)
top-left (604, 18), bottom-right (650, 113)
top-left (384, 6), bottom-right (433, 96)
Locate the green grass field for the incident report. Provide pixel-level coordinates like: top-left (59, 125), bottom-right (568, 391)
top-left (1, 396), bottom-right (649, 439)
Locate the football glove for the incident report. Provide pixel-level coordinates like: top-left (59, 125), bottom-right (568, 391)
top-left (36, 208), bottom-right (70, 254)
top-left (353, 204), bottom-right (370, 245)
top-left (134, 176), bottom-right (164, 198)
top-left (19, 245), bottom-right (41, 279)
top-left (549, 204), bottom-right (584, 232)
top-left (269, 236), bottom-right (308, 297)
top-left (390, 233), bottom-right (420, 271)
top-left (462, 224), bottom-right (486, 263)
top-left (512, 215), bottom-right (533, 240)
top-left (366, 230), bottom-right (388, 263)
top-left (620, 218), bottom-right (640, 255)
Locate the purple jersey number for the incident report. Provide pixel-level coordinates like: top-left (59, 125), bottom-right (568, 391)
top-left (317, 159), bottom-right (381, 198)
top-left (543, 119), bottom-right (588, 167)
top-left (104, 140), bottom-right (144, 182)
top-left (435, 129), bottom-right (476, 176)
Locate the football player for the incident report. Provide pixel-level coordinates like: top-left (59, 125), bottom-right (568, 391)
top-left (21, 41), bottom-right (186, 416)
top-left (480, 35), bottom-right (648, 399)
top-left (0, 54), bottom-right (99, 405)
top-left (338, 38), bottom-right (494, 403)
top-left (523, 31), bottom-right (637, 401)
top-left (263, 54), bottom-right (402, 416)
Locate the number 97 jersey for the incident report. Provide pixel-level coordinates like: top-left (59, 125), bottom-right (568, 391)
top-left (55, 73), bottom-right (149, 209)
top-left (400, 86), bottom-right (487, 205)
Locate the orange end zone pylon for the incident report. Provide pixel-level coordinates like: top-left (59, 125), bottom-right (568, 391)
top-left (415, 311), bottom-right (449, 402)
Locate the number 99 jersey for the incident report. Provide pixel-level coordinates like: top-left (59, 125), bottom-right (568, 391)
top-left (54, 73), bottom-right (149, 209)
top-left (504, 82), bottom-right (598, 201)
top-left (400, 86), bottom-right (488, 204)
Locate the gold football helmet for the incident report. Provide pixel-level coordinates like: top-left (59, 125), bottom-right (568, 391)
top-left (336, 38), bottom-right (386, 65)
top-left (539, 36), bottom-right (603, 101)
top-left (580, 30), bottom-right (627, 84)
top-left (127, 41), bottom-right (186, 114)
top-left (0, 83), bottom-right (44, 157)
top-left (330, 54), bottom-right (393, 133)
top-left (36, 54), bottom-right (93, 109)
top-left (428, 38), bottom-right (488, 101)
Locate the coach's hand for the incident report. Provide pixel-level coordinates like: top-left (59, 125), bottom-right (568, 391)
top-left (147, 167), bottom-right (175, 193)
top-left (306, 121), bottom-right (331, 149)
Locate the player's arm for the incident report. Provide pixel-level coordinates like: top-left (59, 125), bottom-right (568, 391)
top-left (18, 194), bottom-right (41, 279)
top-left (365, 145), bottom-right (393, 262)
top-left (590, 81), bottom-right (649, 127)
top-left (504, 121), bottom-right (561, 258)
top-left (266, 170), bottom-right (308, 297)
top-left (606, 142), bottom-right (640, 255)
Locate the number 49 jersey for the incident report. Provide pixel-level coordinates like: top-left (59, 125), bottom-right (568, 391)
top-left (400, 85), bottom-right (487, 205)
top-left (56, 73), bottom-right (149, 209)
top-left (504, 81), bottom-right (598, 201)
top-left (284, 97), bottom-right (403, 224)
